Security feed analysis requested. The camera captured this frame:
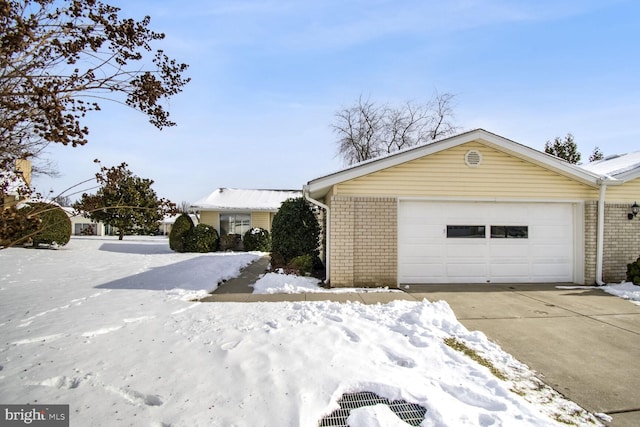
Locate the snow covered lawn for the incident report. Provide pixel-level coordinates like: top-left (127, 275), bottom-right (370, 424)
top-left (0, 237), bottom-right (603, 426)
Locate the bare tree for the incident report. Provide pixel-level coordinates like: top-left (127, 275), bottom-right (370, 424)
top-left (179, 200), bottom-right (191, 213)
top-left (0, 0), bottom-right (190, 182)
top-left (332, 92), bottom-right (458, 165)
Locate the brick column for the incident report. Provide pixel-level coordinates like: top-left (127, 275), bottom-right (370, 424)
top-left (330, 196), bottom-right (355, 286)
top-left (584, 201), bottom-right (597, 285)
top-left (329, 196), bottom-right (397, 287)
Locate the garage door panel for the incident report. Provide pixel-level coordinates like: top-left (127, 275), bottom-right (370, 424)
top-left (531, 245), bottom-right (571, 257)
top-left (489, 245), bottom-right (529, 257)
top-left (399, 201), bottom-right (574, 284)
top-left (446, 263), bottom-right (487, 278)
top-left (446, 244), bottom-right (487, 257)
top-left (490, 263), bottom-right (530, 278)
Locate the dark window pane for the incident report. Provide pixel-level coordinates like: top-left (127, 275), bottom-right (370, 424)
top-left (446, 225), bottom-right (486, 238)
top-left (491, 226), bottom-right (528, 238)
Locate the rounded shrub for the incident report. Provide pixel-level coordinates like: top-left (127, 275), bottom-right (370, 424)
top-left (24, 202), bottom-right (71, 247)
top-left (169, 213), bottom-right (194, 252)
top-left (243, 227), bottom-right (271, 252)
top-left (184, 223), bottom-right (219, 253)
top-left (271, 197), bottom-right (320, 264)
top-left (626, 257), bottom-right (640, 286)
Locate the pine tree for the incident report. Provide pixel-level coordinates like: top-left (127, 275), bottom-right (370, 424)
top-left (74, 162), bottom-right (175, 240)
top-left (589, 146), bottom-right (604, 162)
top-left (544, 133), bottom-right (581, 164)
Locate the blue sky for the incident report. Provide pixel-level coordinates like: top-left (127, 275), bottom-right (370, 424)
top-left (33, 0), bottom-right (640, 204)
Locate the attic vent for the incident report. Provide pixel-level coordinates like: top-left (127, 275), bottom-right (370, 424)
top-left (465, 150), bottom-right (482, 167)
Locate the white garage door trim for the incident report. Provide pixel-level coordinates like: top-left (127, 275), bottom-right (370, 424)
top-left (398, 200), bottom-right (584, 284)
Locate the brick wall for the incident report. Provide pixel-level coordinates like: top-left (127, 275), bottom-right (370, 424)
top-left (584, 201), bottom-right (640, 284)
top-left (330, 196), bottom-right (397, 287)
top-left (603, 204), bottom-right (640, 282)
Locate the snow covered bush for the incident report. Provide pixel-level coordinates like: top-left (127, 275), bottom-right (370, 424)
top-left (271, 197), bottom-right (320, 265)
top-left (184, 224), bottom-right (219, 253)
top-left (21, 202), bottom-right (71, 248)
top-left (169, 213), bottom-right (194, 252)
top-left (626, 257), bottom-right (640, 285)
top-left (243, 227), bottom-right (271, 252)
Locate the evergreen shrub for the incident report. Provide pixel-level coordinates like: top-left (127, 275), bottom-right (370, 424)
top-left (289, 254), bottom-right (313, 275)
top-left (23, 202), bottom-right (71, 247)
top-left (626, 257), bottom-right (640, 286)
top-left (184, 224), bottom-right (218, 253)
top-left (271, 197), bottom-right (320, 264)
top-left (243, 227), bottom-right (271, 252)
top-left (169, 213), bottom-right (194, 252)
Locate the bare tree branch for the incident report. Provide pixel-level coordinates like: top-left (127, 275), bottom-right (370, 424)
top-left (0, 0), bottom-right (190, 186)
top-left (332, 92), bottom-right (459, 165)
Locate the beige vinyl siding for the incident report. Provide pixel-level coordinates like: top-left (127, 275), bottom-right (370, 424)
top-left (337, 142), bottom-right (598, 200)
top-left (199, 211), bottom-right (220, 231)
top-left (251, 211), bottom-right (272, 231)
top-left (605, 178), bottom-right (640, 202)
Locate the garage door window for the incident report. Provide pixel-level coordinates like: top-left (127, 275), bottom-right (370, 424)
top-left (491, 226), bottom-right (528, 239)
top-left (446, 225), bottom-right (486, 238)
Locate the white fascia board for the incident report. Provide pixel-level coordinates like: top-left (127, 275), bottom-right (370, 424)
top-left (307, 129), bottom-right (605, 199)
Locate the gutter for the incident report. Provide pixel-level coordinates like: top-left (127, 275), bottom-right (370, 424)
top-left (595, 178), bottom-right (608, 286)
top-left (303, 185), bottom-right (330, 285)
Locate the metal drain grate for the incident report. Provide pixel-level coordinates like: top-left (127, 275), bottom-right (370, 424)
top-left (319, 391), bottom-right (427, 426)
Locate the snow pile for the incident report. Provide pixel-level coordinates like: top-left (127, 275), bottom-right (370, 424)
top-left (601, 282), bottom-right (640, 305)
top-left (0, 237), bottom-right (601, 426)
top-left (252, 271), bottom-right (400, 294)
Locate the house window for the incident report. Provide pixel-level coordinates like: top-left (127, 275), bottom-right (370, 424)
top-left (491, 226), bottom-right (528, 239)
top-left (446, 225), bottom-right (486, 238)
top-left (220, 213), bottom-right (251, 236)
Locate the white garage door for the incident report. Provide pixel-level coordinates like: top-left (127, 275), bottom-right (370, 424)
top-left (398, 201), bottom-right (574, 283)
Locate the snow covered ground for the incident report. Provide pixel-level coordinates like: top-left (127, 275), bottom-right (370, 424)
top-left (0, 236), bottom-right (607, 426)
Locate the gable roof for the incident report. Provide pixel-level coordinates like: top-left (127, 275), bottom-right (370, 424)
top-left (306, 128), bottom-right (604, 199)
top-left (582, 152), bottom-right (640, 181)
top-left (191, 188), bottom-right (302, 211)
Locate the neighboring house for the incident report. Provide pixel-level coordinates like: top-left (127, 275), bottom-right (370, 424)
top-left (63, 207), bottom-right (108, 236)
top-left (160, 213), bottom-right (199, 236)
top-left (191, 188), bottom-right (301, 236)
top-left (304, 128), bottom-right (640, 287)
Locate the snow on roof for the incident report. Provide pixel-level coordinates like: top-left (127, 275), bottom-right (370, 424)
top-left (191, 188), bottom-right (302, 211)
top-left (582, 152), bottom-right (640, 178)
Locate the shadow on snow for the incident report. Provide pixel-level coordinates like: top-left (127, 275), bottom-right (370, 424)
top-left (98, 242), bottom-right (173, 255)
top-left (95, 256), bottom-right (237, 291)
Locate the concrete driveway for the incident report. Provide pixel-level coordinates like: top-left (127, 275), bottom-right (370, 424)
top-left (404, 284), bottom-right (640, 427)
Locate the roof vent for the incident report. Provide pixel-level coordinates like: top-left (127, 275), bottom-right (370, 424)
top-left (465, 150), bottom-right (482, 167)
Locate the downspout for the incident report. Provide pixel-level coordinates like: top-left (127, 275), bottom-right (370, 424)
top-left (303, 185), bottom-right (330, 286)
top-left (595, 178), bottom-right (607, 286)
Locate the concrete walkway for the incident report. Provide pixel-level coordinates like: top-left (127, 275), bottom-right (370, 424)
top-left (199, 260), bottom-right (640, 425)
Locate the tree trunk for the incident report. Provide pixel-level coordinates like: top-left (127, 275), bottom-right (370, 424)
top-left (118, 230), bottom-right (124, 240)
